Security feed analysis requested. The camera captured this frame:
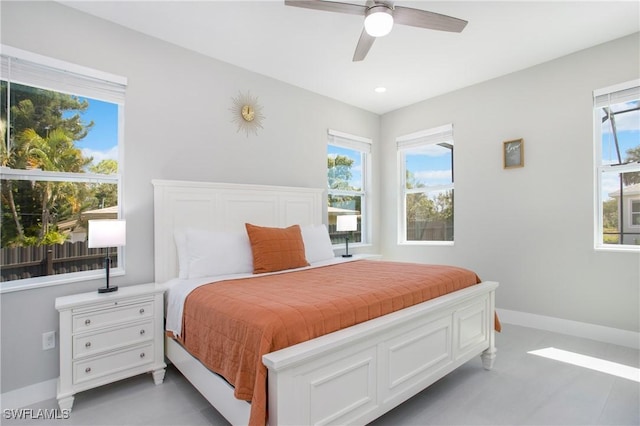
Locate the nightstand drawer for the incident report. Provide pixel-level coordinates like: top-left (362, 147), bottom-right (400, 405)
top-left (73, 300), bottom-right (153, 332)
top-left (73, 320), bottom-right (153, 359)
top-left (73, 342), bottom-right (154, 385)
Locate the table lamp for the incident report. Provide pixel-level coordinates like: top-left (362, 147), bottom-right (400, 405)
top-left (88, 219), bottom-right (126, 293)
top-left (336, 215), bottom-right (357, 258)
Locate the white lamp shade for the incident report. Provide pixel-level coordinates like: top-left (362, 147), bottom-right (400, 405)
top-left (336, 215), bottom-right (358, 232)
top-left (88, 220), bottom-right (126, 248)
top-left (364, 6), bottom-right (394, 37)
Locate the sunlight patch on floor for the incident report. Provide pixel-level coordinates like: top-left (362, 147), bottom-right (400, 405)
top-left (528, 347), bottom-right (640, 382)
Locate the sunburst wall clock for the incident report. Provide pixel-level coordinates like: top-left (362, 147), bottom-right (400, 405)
top-left (230, 91), bottom-right (265, 137)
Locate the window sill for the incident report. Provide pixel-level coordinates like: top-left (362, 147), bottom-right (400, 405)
top-left (332, 243), bottom-right (372, 249)
top-left (594, 245), bottom-right (640, 253)
top-left (398, 241), bottom-right (454, 247)
top-left (0, 268), bottom-right (125, 294)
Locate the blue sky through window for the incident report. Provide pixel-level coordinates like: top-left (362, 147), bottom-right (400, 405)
top-left (328, 144), bottom-right (362, 189)
top-left (405, 143), bottom-right (453, 188)
top-left (601, 101), bottom-right (639, 165)
top-left (64, 96), bottom-right (118, 168)
top-left (600, 101), bottom-right (640, 199)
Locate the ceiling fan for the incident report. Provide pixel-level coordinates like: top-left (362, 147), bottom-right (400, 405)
top-left (284, 0), bottom-right (468, 61)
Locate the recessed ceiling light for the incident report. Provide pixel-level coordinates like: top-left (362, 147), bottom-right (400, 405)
top-left (375, 87), bottom-right (387, 93)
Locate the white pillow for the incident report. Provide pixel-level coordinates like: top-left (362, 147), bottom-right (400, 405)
top-left (301, 224), bottom-right (335, 264)
top-left (183, 228), bottom-right (254, 279)
top-left (174, 230), bottom-right (189, 279)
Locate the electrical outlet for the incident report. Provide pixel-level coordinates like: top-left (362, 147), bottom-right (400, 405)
top-left (42, 331), bottom-right (56, 350)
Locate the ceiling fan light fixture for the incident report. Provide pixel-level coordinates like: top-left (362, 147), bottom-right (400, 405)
top-left (364, 5), bottom-right (394, 37)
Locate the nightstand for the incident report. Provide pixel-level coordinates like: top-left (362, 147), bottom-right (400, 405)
top-left (55, 284), bottom-right (166, 411)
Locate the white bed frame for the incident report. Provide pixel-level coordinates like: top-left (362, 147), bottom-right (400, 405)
top-left (153, 179), bottom-right (498, 426)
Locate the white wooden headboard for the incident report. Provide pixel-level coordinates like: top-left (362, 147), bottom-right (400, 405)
top-left (152, 180), bottom-right (325, 283)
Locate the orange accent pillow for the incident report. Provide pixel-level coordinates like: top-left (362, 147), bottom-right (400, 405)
top-left (245, 223), bottom-right (309, 274)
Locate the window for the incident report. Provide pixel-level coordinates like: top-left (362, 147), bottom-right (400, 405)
top-left (594, 80), bottom-right (640, 250)
top-left (631, 200), bottom-right (640, 227)
top-left (397, 124), bottom-right (454, 244)
top-left (1, 46), bottom-right (127, 291)
top-left (327, 129), bottom-right (371, 246)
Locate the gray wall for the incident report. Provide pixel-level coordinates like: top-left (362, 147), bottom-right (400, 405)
top-left (0, 1), bottom-right (380, 393)
top-left (380, 33), bottom-right (640, 332)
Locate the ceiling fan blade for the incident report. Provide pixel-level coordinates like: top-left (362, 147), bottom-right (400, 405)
top-left (284, 0), bottom-right (366, 16)
top-left (353, 28), bottom-right (376, 62)
top-left (393, 6), bottom-right (468, 33)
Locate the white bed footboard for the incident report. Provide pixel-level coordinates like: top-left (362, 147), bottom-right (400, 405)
top-left (165, 280), bottom-right (497, 426)
top-left (263, 280), bottom-right (498, 426)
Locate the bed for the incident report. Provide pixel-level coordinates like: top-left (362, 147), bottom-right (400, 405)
top-left (153, 179), bottom-right (499, 426)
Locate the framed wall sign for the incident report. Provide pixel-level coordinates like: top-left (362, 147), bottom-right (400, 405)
top-left (503, 138), bottom-right (524, 169)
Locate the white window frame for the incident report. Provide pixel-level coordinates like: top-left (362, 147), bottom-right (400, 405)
top-left (327, 129), bottom-right (372, 246)
top-left (397, 124), bottom-right (454, 246)
top-left (593, 79), bottom-right (640, 252)
top-left (0, 45), bottom-right (127, 292)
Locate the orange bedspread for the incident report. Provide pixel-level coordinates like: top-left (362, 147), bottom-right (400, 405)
top-left (178, 260), bottom-right (482, 425)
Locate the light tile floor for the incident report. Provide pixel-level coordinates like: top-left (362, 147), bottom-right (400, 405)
top-left (3, 324), bottom-right (639, 425)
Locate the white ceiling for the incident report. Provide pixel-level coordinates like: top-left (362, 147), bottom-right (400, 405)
top-left (59, 1), bottom-right (639, 115)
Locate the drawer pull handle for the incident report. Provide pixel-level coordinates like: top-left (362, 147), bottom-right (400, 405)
top-left (139, 329), bottom-right (145, 336)
top-left (85, 367), bottom-right (91, 374)
top-left (139, 308), bottom-right (145, 315)
top-left (140, 352), bottom-right (145, 359)
top-left (85, 319), bottom-right (91, 326)
top-left (85, 342), bottom-right (91, 348)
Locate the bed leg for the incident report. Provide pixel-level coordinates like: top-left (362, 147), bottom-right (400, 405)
top-left (481, 347), bottom-right (496, 370)
top-left (482, 292), bottom-right (497, 370)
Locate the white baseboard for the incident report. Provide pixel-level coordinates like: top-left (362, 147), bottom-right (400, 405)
top-left (0, 378), bottom-right (57, 410)
top-left (497, 308), bottom-right (640, 350)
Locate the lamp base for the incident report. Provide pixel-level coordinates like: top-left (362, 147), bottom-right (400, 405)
top-left (98, 285), bottom-right (118, 294)
top-left (341, 254), bottom-right (353, 258)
